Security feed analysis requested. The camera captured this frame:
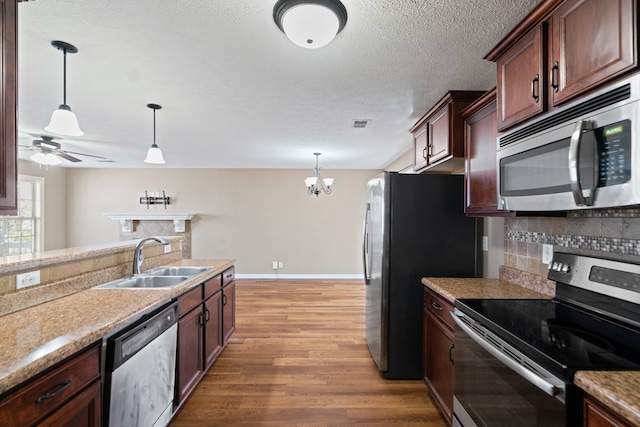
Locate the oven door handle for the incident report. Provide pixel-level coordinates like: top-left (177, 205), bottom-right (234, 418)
top-left (451, 310), bottom-right (562, 398)
top-left (569, 119), bottom-right (593, 206)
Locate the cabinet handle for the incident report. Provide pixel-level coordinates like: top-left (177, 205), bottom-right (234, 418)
top-left (449, 343), bottom-right (454, 365)
top-left (430, 301), bottom-right (442, 311)
top-left (550, 61), bottom-right (559, 93)
top-left (225, 273), bottom-right (233, 280)
top-left (198, 311), bottom-right (205, 327)
top-left (223, 294), bottom-right (228, 306)
top-left (36, 378), bottom-right (72, 403)
top-left (531, 74), bottom-right (539, 102)
top-left (422, 147), bottom-right (427, 160)
top-left (205, 308), bottom-right (211, 322)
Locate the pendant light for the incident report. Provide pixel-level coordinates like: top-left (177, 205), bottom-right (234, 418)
top-left (144, 103), bottom-right (166, 164)
top-left (273, 0), bottom-right (348, 49)
top-left (305, 152), bottom-right (333, 196)
top-left (45, 41), bottom-right (84, 137)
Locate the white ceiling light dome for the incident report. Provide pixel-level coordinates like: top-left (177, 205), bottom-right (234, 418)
top-left (273, 0), bottom-right (348, 49)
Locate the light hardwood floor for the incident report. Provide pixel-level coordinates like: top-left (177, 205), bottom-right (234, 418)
top-left (170, 279), bottom-right (447, 426)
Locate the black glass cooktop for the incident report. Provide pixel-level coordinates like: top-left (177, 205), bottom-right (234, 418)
top-left (455, 298), bottom-right (640, 380)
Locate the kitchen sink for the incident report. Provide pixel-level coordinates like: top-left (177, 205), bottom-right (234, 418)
top-left (145, 266), bottom-right (212, 277)
top-left (95, 275), bottom-right (189, 290)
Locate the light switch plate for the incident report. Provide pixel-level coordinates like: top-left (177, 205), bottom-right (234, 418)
top-left (542, 244), bottom-right (553, 265)
top-left (16, 270), bottom-right (40, 289)
top-left (164, 244), bottom-right (171, 253)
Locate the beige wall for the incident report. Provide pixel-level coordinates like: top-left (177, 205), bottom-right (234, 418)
top-left (64, 168), bottom-right (379, 277)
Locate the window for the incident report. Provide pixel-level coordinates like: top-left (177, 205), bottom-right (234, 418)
top-left (0, 175), bottom-right (43, 256)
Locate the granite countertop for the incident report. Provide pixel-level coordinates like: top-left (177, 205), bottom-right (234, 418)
top-left (422, 276), bottom-right (640, 426)
top-left (0, 258), bottom-right (234, 396)
top-left (421, 277), bottom-right (551, 304)
top-left (575, 371), bottom-right (640, 426)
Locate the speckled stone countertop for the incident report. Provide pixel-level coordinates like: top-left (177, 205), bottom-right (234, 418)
top-left (575, 371), bottom-right (640, 426)
top-left (421, 277), bottom-right (551, 304)
top-left (422, 277), bottom-right (640, 427)
top-left (0, 258), bottom-right (234, 396)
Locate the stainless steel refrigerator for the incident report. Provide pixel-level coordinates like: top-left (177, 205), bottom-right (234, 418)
top-left (363, 172), bottom-right (479, 379)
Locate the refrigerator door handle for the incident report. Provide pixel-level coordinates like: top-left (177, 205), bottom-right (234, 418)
top-left (362, 203), bottom-right (371, 284)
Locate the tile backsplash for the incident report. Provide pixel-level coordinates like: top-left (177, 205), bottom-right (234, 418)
top-left (504, 208), bottom-right (640, 280)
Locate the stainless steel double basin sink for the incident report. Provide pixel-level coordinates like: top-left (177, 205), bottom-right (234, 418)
top-left (94, 266), bottom-right (213, 290)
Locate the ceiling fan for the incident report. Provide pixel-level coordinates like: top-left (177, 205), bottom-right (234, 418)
top-left (20, 135), bottom-right (107, 163)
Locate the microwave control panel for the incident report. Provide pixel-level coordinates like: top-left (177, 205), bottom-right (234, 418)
top-left (596, 119), bottom-right (631, 187)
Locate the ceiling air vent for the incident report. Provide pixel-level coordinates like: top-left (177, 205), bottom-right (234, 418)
top-left (352, 119), bottom-right (369, 128)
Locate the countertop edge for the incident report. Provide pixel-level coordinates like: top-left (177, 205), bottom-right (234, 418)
top-left (575, 370), bottom-right (640, 426)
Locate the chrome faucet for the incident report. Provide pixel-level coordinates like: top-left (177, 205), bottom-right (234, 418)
top-left (132, 236), bottom-right (170, 276)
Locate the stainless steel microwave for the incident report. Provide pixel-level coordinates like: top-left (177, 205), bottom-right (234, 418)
top-left (497, 74), bottom-right (640, 211)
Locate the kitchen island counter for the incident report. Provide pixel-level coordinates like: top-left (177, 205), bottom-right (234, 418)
top-left (0, 258), bottom-right (234, 396)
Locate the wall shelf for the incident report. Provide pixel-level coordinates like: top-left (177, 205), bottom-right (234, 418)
top-left (104, 213), bottom-right (195, 233)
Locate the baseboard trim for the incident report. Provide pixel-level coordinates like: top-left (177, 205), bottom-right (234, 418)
top-left (236, 274), bottom-right (363, 280)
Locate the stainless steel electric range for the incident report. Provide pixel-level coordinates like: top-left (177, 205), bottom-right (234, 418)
top-left (451, 252), bottom-right (640, 427)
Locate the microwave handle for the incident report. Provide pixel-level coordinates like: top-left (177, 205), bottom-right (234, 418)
top-left (569, 120), bottom-right (593, 206)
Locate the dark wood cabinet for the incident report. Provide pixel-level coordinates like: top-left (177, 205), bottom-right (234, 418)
top-left (175, 268), bottom-right (235, 408)
top-left (583, 393), bottom-right (633, 427)
top-left (463, 89), bottom-right (513, 217)
top-left (0, 343), bottom-right (101, 427)
top-left (411, 91), bottom-right (484, 173)
top-left (488, 0), bottom-right (637, 131)
top-left (0, 0), bottom-right (18, 214)
top-left (422, 288), bottom-right (455, 426)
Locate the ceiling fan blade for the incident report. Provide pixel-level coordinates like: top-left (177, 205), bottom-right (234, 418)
top-left (55, 152), bottom-right (82, 162)
top-left (63, 150), bottom-right (107, 160)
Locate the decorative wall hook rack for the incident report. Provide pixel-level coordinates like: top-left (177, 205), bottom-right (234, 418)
top-left (140, 190), bottom-right (170, 209)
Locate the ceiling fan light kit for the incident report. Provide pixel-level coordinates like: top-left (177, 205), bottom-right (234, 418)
top-left (31, 151), bottom-right (62, 166)
top-left (144, 104), bottom-right (166, 164)
top-left (45, 40), bottom-right (84, 137)
top-left (273, 0), bottom-right (347, 49)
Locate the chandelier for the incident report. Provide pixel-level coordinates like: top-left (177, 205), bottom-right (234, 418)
top-left (305, 152), bottom-right (334, 196)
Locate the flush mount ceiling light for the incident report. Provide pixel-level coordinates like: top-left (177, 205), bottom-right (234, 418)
top-left (305, 152), bottom-right (334, 196)
top-left (144, 103), bottom-right (166, 164)
top-left (273, 0), bottom-right (347, 49)
top-left (45, 41), bottom-right (84, 137)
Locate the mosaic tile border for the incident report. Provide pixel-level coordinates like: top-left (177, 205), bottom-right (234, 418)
top-left (567, 208), bottom-right (640, 218)
top-left (506, 230), bottom-right (640, 256)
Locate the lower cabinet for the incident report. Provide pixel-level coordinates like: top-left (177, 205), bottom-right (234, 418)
top-left (0, 342), bottom-right (101, 427)
top-left (175, 266), bottom-right (236, 409)
top-left (423, 288), bottom-right (455, 426)
top-left (583, 393), bottom-right (633, 427)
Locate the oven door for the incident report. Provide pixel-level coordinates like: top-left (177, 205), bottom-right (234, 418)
top-left (451, 310), bottom-right (567, 427)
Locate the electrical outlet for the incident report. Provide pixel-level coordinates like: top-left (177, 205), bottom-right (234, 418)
top-left (278, 261), bottom-right (284, 269)
top-left (542, 244), bottom-right (554, 265)
top-left (482, 236), bottom-right (489, 252)
top-left (16, 270), bottom-right (40, 289)
top-left (272, 261), bottom-right (278, 270)
top-left (164, 244), bottom-right (171, 253)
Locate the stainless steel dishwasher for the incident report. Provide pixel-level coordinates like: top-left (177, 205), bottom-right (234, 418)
top-left (103, 300), bottom-right (178, 427)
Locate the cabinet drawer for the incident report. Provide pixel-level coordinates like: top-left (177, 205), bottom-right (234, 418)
top-left (424, 288), bottom-right (454, 330)
top-left (178, 285), bottom-right (203, 317)
top-left (0, 343), bottom-right (100, 427)
top-left (222, 267), bottom-right (235, 286)
top-left (204, 274), bottom-right (222, 299)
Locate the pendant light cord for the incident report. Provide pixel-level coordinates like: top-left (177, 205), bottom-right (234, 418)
top-left (62, 48), bottom-right (67, 105)
top-left (153, 108), bottom-right (157, 146)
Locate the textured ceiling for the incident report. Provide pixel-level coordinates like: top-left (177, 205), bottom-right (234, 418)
top-left (17, 0), bottom-right (541, 169)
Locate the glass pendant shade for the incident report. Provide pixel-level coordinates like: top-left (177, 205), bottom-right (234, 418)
top-left (304, 177), bottom-right (318, 188)
top-left (282, 4), bottom-right (340, 48)
top-left (144, 144), bottom-right (166, 164)
top-left (45, 104), bottom-right (84, 137)
top-left (323, 177), bottom-right (334, 187)
top-left (31, 152), bottom-right (62, 166)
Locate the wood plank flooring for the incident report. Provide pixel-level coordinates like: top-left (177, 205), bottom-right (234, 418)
top-left (170, 280), bottom-right (446, 426)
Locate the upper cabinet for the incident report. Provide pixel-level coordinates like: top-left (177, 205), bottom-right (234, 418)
top-left (0, 0), bottom-right (18, 214)
top-left (411, 91), bottom-right (484, 173)
top-left (487, 0), bottom-right (638, 131)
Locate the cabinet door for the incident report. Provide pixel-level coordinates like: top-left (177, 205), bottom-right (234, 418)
top-left (0, 0), bottom-right (18, 214)
top-left (413, 123), bottom-right (428, 171)
top-left (176, 304), bottom-right (204, 405)
top-left (37, 381), bottom-right (101, 427)
top-left (496, 25), bottom-right (545, 130)
top-left (204, 291), bottom-right (223, 370)
top-left (423, 309), bottom-right (454, 425)
top-left (583, 394), bottom-right (632, 427)
top-left (222, 281), bottom-right (236, 345)
top-left (551, 0), bottom-right (636, 105)
top-left (427, 105), bottom-right (450, 165)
